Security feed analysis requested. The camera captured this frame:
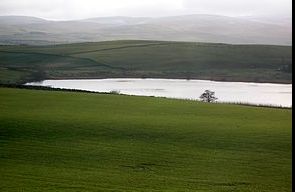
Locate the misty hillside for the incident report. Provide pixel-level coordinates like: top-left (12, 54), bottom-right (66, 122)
top-left (0, 14), bottom-right (292, 45)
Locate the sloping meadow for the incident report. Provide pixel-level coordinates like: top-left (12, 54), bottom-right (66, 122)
top-left (0, 88), bottom-right (292, 191)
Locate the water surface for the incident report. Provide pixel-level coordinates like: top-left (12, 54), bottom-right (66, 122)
top-left (26, 79), bottom-right (292, 107)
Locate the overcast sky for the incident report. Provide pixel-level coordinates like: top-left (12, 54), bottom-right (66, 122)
top-left (0, 0), bottom-right (292, 20)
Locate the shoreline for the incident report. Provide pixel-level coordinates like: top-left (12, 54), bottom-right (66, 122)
top-left (0, 83), bottom-right (292, 110)
top-left (25, 76), bottom-right (293, 85)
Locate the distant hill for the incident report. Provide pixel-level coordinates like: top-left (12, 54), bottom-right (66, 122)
top-left (0, 14), bottom-right (292, 45)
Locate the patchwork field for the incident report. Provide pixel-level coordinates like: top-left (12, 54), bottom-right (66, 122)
top-left (0, 88), bottom-right (292, 191)
top-left (0, 40), bottom-right (292, 84)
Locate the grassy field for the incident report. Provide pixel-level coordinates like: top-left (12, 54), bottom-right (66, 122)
top-left (0, 40), bottom-right (292, 84)
top-left (0, 88), bottom-right (292, 191)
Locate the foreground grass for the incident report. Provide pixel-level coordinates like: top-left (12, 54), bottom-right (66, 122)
top-left (0, 40), bottom-right (292, 84)
top-left (0, 88), bottom-right (292, 191)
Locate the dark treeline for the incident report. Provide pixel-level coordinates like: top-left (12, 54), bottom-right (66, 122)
top-left (0, 84), bottom-right (103, 94)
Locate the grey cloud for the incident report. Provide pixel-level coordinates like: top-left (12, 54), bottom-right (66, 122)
top-left (182, 0), bottom-right (292, 16)
top-left (0, 0), bottom-right (292, 20)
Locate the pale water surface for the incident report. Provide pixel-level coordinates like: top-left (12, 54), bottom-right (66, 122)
top-left (26, 79), bottom-right (292, 107)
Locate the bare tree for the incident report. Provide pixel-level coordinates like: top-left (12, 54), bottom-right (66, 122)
top-left (199, 90), bottom-right (218, 103)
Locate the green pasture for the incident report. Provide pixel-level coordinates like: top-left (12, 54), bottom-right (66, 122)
top-left (0, 88), bottom-right (292, 191)
top-left (0, 40), bottom-right (292, 84)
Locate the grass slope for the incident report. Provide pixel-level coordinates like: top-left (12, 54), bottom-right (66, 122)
top-left (0, 40), bottom-right (292, 84)
top-left (0, 88), bottom-right (292, 191)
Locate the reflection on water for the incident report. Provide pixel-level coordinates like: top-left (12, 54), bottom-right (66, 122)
top-left (26, 78), bottom-right (292, 107)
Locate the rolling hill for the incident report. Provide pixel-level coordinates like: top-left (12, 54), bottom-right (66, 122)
top-left (0, 40), bottom-right (292, 84)
top-left (0, 14), bottom-right (292, 45)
